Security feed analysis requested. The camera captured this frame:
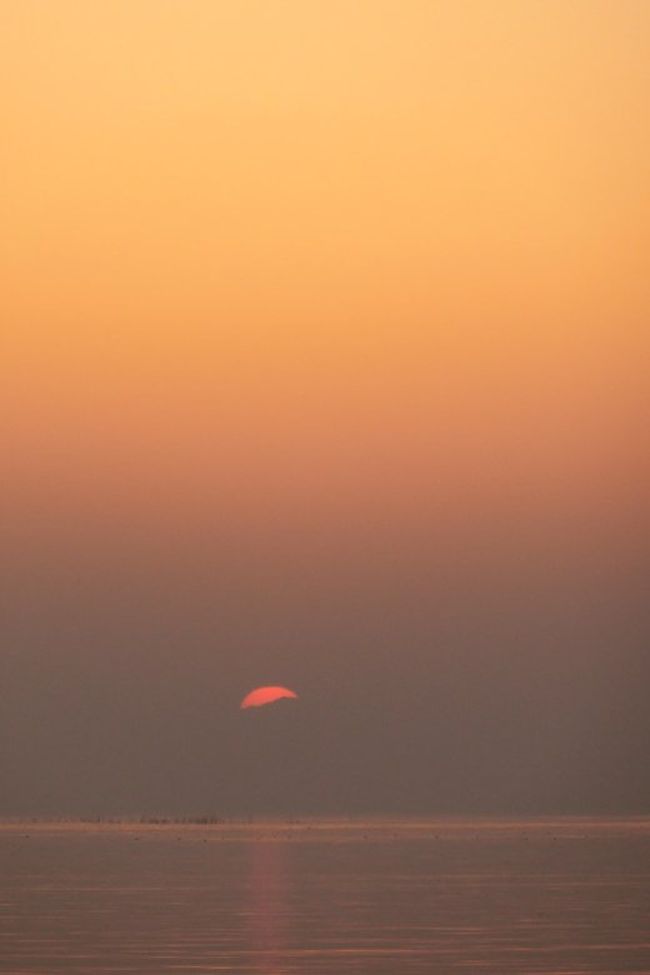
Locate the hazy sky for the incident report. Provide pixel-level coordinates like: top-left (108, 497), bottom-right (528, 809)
top-left (2, 0), bottom-right (648, 816)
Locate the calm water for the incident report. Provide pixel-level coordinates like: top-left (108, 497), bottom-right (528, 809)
top-left (1, 819), bottom-right (648, 974)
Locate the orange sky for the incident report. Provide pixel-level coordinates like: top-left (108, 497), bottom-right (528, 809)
top-left (3, 0), bottom-right (648, 552)
top-left (2, 2), bottom-right (650, 817)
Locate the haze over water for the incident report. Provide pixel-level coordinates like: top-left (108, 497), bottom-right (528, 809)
top-left (2, 818), bottom-right (649, 974)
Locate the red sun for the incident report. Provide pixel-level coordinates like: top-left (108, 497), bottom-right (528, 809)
top-left (240, 685), bottom-right (299, 709)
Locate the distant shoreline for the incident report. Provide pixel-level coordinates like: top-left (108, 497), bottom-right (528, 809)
top-left (2, 814), bottom-right (649, 833)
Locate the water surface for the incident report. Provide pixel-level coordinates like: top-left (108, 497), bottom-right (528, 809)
top-left (1, 818), bottom-right (648, 973)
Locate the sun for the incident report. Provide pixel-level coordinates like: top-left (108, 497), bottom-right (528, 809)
top-left (240, 686), bottom-right (299, 709)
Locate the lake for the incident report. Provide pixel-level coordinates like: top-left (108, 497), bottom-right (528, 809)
top-left (1, 818), bottom-right (648, 973)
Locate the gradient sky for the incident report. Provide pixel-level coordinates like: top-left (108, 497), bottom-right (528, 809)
top-left (2, 0), bottom-right (648, 816)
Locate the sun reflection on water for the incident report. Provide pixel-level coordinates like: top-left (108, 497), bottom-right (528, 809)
top-left (246, 838), bottom-right (290, 974)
